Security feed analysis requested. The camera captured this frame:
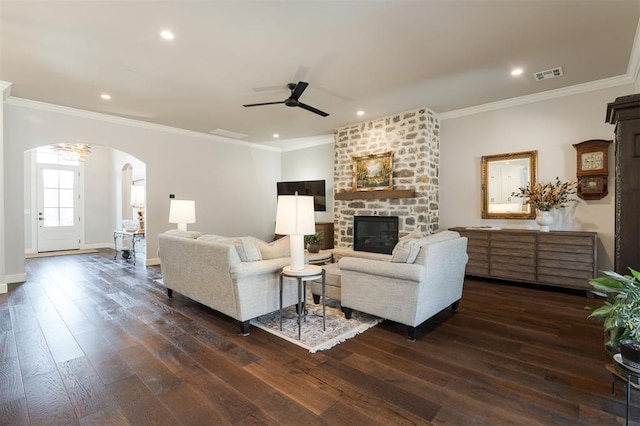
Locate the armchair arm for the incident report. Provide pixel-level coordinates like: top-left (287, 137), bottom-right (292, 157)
top-left (338, 257), bottom-right (424, 282)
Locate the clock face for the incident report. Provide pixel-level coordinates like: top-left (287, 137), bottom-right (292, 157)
top-left (581, 151), bottom-right (604, 171)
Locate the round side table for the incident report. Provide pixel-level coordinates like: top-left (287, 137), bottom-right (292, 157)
top-left (279, 264), bottom-right (326, 340)
top-left (305, 249), bottom-right (333, 265)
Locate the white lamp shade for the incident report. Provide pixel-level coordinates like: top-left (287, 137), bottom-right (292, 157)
top-left (275, 194), bottom-right (315, 271)
top-left (131, 185), bottom-right (145, 207)
top-left (274, 195), bottom-right (315, 236)
top-left (169, 200), bottom-right (196, 229)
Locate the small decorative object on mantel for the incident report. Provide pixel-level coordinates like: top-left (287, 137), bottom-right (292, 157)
top-left (352, 151), bottom-right (393, 191)
top-left (512, 177), bottom-right (577, 232)
top-left (572, 139), bottom-right (612, 200)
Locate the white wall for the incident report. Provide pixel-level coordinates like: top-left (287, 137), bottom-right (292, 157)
top-left (4, 100), bottom-right (281, 278)
top-left (82, 146), bottom-right (114, 246)
top-left (5, 83), bottom-right (637, 280)
top-left (280, 141), bottom-right (335, 225)
top-left (440, 84), bottom-right (638, 272)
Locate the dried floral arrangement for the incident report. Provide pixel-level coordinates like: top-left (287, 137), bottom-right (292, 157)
top-left (512, 177), bottom-right (577, 211)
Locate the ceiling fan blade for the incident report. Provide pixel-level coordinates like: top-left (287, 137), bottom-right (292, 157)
top-left (290, 81), bottom-right (309, 101)
top-left (298, 102), bottom-right (329, 117)
top-left (243, 101), bottom-right (285, 107)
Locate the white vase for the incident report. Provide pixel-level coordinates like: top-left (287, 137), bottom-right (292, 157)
top-left (535, 210), bottom-right (554, 232)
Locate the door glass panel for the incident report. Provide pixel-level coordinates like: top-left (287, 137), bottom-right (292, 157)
top-left (59, 189), bottom-right (74, 207)
top-left (40, 168), bottom-right (76, 227)
top-left (59, 170), bottom-right (74, 188)
top-left (59, 208), bottom-right (74, 226)
top-left (43, 208), bottom-right (59, 226)
top-left (42, 169), bottom-right (58, 185)
top-left (44, 188), bottom-right (59, 207)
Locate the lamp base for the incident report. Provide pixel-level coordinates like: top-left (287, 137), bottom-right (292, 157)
top-left (289, 234), bottom-right (306, 271)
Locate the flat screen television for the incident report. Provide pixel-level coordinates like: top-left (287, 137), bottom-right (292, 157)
top-left (277, 179), bottom-right (326, 211)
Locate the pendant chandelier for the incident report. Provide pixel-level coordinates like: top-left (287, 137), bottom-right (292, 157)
top-left (50, 143), bottom-right (92, 162)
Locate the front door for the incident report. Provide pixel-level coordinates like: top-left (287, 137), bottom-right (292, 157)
top-left (37, 165), bottom-right (80, 252)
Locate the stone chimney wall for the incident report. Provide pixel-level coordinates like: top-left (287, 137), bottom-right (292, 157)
top-left (333, 107), bottom-right (440, 249)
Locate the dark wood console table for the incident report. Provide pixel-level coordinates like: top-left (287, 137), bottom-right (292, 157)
top-left (451, 227), bottom-right (597, 293)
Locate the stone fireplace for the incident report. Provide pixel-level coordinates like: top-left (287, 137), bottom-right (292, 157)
top-left (333, 107), bottom-right (440, 250)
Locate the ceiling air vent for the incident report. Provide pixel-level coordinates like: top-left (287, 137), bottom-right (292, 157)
top-left (534, 67), bottom-right (563, 81)
top-left (208, 128), bottom-right (248, 139)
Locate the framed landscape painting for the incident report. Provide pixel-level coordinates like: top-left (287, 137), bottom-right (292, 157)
top-left (352, 151), bottom-right (393, 191)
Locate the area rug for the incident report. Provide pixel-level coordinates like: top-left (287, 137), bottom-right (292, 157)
top-left (251, 292), bottom-right (382, 353)
top-left (25, 248), bottom-right (98, 258)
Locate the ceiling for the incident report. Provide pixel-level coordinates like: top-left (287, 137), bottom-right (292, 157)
top-left (2, 1), bottom-right (640, 149)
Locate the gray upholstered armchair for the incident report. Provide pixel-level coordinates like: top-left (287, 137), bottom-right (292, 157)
top-left (338, 231), bottom-right (468, 341)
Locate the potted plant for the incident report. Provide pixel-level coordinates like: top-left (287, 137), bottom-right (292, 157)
top-left (304, 233), bottom-right (323, 253)
top-left (587, 268), bottom-right (640, 366)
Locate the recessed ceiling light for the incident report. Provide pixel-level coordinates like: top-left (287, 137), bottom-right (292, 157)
top-left (357, 110), bottom-right (365, 116)
top-left (100, 93), bottom-right (111, 100)
top-left (511, 68), bottom-right (523, 76)
top-left (160, 30), bottom-right (175, 40)
top-left (273, 134), bottom-right (280, 138)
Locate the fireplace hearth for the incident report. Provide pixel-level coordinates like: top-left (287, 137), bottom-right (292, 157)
top-left (353, 216), bottom-right (399, 255)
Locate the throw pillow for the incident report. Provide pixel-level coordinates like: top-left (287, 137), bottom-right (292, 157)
top-left (256, 236), bottom-right (290, 259)
top-left (391, 237), bottom-right (425, 263)
top-left (197, 235), bottom-right (262, 262)
top-left (399, 229), bottom-right (423, 241)
top-left (391, 230), bottom-right (423, 263)
top-left (224, 236), bottom-right (262, 262)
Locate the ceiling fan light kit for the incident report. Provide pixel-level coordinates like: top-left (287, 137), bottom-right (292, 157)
top-left (243, 81), bottom-right (329, 117)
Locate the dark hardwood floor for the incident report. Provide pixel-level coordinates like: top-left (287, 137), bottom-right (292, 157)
top-left (0, 249), bottom-right (635, 425)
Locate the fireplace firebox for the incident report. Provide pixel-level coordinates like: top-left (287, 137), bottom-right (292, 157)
top-left (353, 216), bottom-right (399, 254)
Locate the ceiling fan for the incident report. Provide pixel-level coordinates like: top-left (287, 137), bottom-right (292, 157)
top-left (243, 81), bottom-right (329, 117)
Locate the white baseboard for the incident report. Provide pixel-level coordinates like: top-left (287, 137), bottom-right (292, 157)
top-left (84, 242), bottom-right (113, 249)
top-left (0, 283), bottom-right (6, 294)
top-left (146, 257), bottom-right (161, 266)
top-left (6, 273), bottom-right (26, 284)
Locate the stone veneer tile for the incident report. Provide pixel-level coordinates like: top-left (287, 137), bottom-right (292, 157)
top-left (333, 107), bottom-right (440, 249)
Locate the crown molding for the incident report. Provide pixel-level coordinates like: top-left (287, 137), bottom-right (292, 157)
top-left (439, 74), bottom-right (635, 120)
top-left (4, 97), bottom-right (282, 152)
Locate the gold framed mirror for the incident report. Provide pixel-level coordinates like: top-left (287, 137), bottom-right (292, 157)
top-left (481, 150), bottom-right (538, 219)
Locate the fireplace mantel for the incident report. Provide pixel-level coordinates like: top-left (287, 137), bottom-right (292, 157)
top-left (334, 189), bottom-right (415, 200)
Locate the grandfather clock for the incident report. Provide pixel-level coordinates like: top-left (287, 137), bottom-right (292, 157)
top-left (606, 94), bottom-right (640, 274)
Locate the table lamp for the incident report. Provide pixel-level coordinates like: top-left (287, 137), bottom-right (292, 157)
top-left (275, 193), bottom-right (315, 271)
top-left (169, 199), bottom-right (196, 231)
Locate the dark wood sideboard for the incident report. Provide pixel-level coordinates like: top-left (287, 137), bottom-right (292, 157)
top-left (451, 227), bottom-right (597, 293)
